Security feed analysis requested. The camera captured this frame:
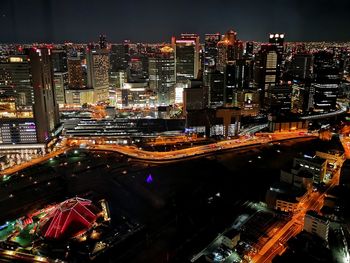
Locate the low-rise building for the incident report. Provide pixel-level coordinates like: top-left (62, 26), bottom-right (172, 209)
top-left (303, 210), bottom-right (329, 241)
top-left (293, 155), bottom-right (327, 184)
top-left (276, 197), bottom-right (299, 213)
top-left (222, 229), bottom-right (240, 249)
top-left (65, 88), bottom-right (94, 106)
top-left (315, 150), bottom-right (345, 171)
top-left (266, 182), bottom-right (308, 213)
top-left (267, 114), bottom-right (309, 132)
top-left (280, 169), bottom-right (313, 191)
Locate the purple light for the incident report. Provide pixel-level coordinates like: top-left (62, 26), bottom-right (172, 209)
top-left (146, 174), bottom-right (153, 184)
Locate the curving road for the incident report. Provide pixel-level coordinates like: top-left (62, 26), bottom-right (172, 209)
top-left (300, 103), bottom-right (348, 120)
top-left (0, 132), bottom-right (318, 178)
top-left (88, 132), bottom-right (317, 163)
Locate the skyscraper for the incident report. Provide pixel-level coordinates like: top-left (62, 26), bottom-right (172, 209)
top-left (99, 34), bottom-right (107, 49)
top-left (288, 53), bottom-right (313, 80)
top-left (51, 48), bottom-right (68, 73)
top-left (86, 48), bottom-right (110, 102)
top-left (148, 46), bottom-right (176, 106)
top-left (172, 34), bottom-right (200, 84)
top-left (311, 51), bottom-right (340, 113)
top-left (67, 57), bottom-right (83, 88)
top-left (254, 42), bottom-right (280, 109)
top-left (266, 33), bottom-right (285, 82)
top-left (245, 41), bottom-right (254, 57)
top-left (207, 70), bottom-right (225, 107)
top-left (0, 48), bottom-right (59, 153)
top-left (204, 33), bottom-right (221, 72)
top-left (110, 42), bottom-right (130, 72)
top-left (53, 72), bottom-right (68, 106)
top-left (216, 29), bottom-right (242, 72)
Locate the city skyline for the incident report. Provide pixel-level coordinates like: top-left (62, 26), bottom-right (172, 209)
top-left (0, 1), bottom-right (350, 262)
top-left (1, 0), bottom-right (350, 43)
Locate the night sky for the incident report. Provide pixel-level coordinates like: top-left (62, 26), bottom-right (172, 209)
top-left (0, 0), bottom-right (349, 43)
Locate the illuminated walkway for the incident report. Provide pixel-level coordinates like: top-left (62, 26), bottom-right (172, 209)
top-left (0, 147), bottom-right (69, 176)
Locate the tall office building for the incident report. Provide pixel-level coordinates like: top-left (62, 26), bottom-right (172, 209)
top-left (172, 34), bottom-right (200, 85)
top-left (207, 70), bottom-right (225, 107)
top-left (245, 41), bottom-right (254, 57)
top-left (254, 44), bottom-right (279, 108)
top-left (129, 55), bottom-right (148, 80)
top-left (217, 29), bottom-right (243, 72)
top-left (0, 48), bottom-right (59, 153)
top-left (67, 57), bottom-right (83, 88)
top-left (311, 51), bottom-right (340, 113)
top-left (224, 62), bottom-right (236, 105)
top-left (224, 59), bottom-right (253, 99)
top-left (268, 33), bottom-right (285, 54)
top-left (53, 72), bottom-right (68, 106)
top-left (204, 33), bottom-right (221, 72)
top-left (86, 48), bottom-right (110, 102)
top-left (289, 53), bottom-right (313, 80)
top-left (51, 48), bottom-right (68, 73)
top-left (291, 83), bottom-right (312, 114)
top-left (148, 46), bottom-right (176, 106)
top-left (110, 42), bottom-right (130, 72)
top-left (264, 83), bottom-right (292, 114)
top-left (99, 34), bottom-right (107, 49)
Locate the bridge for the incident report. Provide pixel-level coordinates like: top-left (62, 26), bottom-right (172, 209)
top-left (300, 103), bottom-right (348, 120)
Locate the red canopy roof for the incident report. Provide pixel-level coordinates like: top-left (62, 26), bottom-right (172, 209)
top-left (40, 197), bottom-right (99, 239)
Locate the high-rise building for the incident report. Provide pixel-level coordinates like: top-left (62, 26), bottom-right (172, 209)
top-left (217, 29), bottom-right (243, 72)
top-left (268, 33), bottom-right (285, 54)
top-left (0, 48), bottom-right (59, 152)
top-left (129, 55), bottom-right (148, 80)
top-left (148, 46), bottom-right (176, 106)
top-left (207, 70), bottom-right (225, 107)
top-left (233, 90), bottom-right (260, 116)
top-left (172, 34), bottom-right (200, 84)
top-left (86, 48), bottom-right (110, 102)
top-left (224, 62), bottom-right (236, 105)
top-left (245, 41), bottom-right (254, 57)
top-left (204, 33), bottom-right (221, 72)
top-left (254, 40), bottom-right (282, 109)
top-left (99, 34), bottom-right (107, 49)
top-left (110, 42), bottom-right (130, 72)
top-left (291, 83), bottom-right (312, 114)
top-left (289, 53), bottom-right (313, 80)
top-left (311, 51), bottom-right (340, 113)
top-left (183, 81), bottom-right (207, 112)
top-left (53, 72), bottom-right (68, 106)
top-left (51, 48), bottom-right (68, 73)
top-left (67, 57), bottom-right (83, 88)
top-left (265, 83), bottom-right (292, 114)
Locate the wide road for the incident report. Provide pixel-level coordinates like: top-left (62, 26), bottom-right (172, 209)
top-left (0, 132), bottom-right (316, 177)
top-left (88, 132), bottom-right (317, 163)
top-left (252, 162), bottom-right (343, 263)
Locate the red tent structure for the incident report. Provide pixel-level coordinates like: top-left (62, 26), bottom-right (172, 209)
top-left (39, 197), bottom-right (99, 240)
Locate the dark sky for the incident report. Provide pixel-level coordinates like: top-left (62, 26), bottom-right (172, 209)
top-left (0, 0), bottom-right (349, 43)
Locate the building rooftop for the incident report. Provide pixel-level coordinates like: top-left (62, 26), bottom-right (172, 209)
top-left (295, 155), bottom-right (327, 165)
top-left (224, 228), bottom-right (240, 240)
top-left (306, 210), bottom-right (329, 223)
top-left (269, 181), bottom-right (307, 202)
